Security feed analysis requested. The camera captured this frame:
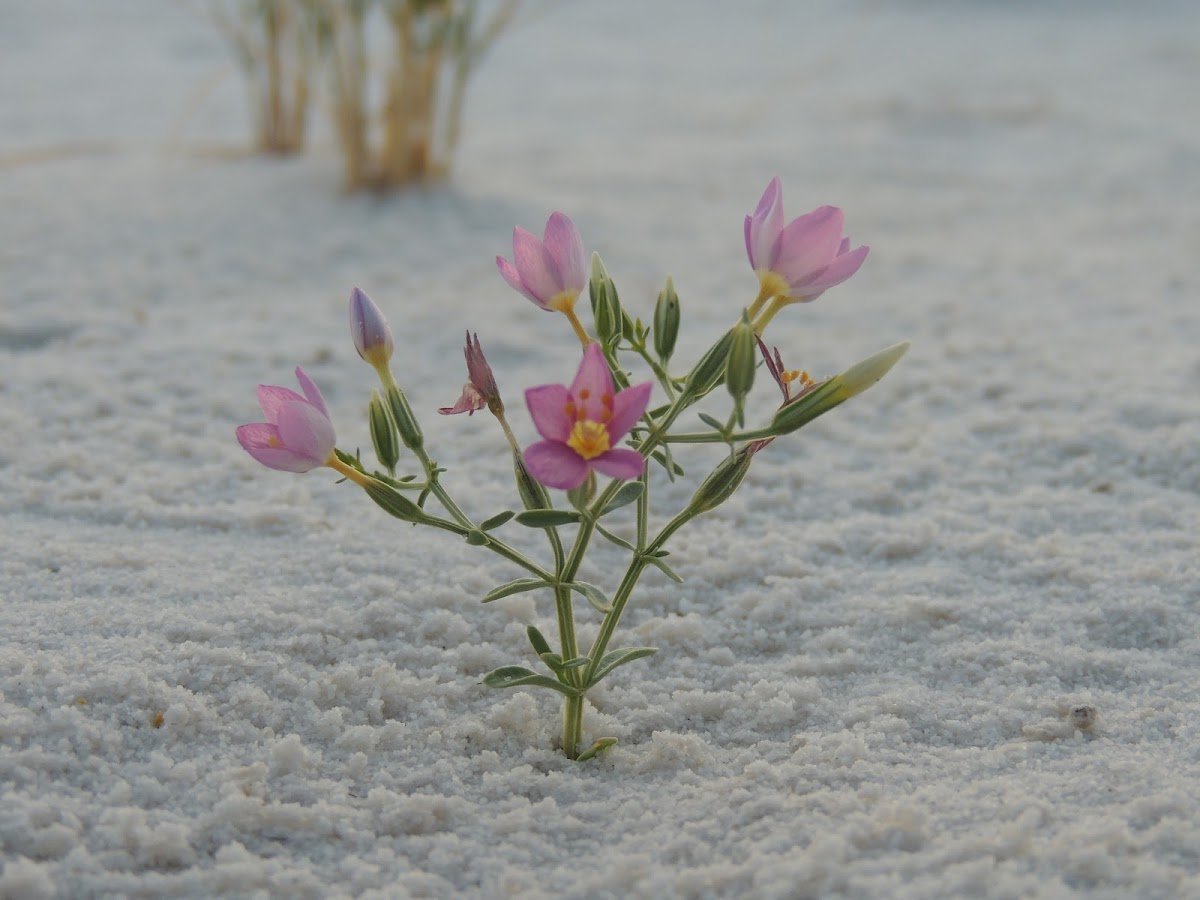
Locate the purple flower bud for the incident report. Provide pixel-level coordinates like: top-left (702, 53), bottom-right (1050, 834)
top-left (440, 332), bottom-right (503, 416)
top-left (348, 287), bottom-right (394, 369)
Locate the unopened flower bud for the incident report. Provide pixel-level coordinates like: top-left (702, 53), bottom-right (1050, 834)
top-left (682, 327), bottom-right (735, 400)
top-left (349, 287), bottom-right (393, 370)
top-left (588, 253), bottom-right (622, 343)
top-left (513, 450), bottom-right (551, 511)
top-left (688, 445), bottom-right (756, 515)
top-left (385, 384), bottom-right (424, 451)
top-left (725, 312), bottom-right (757, 414)
top-left (652, 276), bottom-right (680, 362)
top-left (368, 390), bottom-right (399, 472)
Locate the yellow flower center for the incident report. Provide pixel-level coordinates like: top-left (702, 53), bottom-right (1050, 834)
top-left (567, 420), bottom-right (610, 460)
top-left (267, 434), bottom-right (282, 447)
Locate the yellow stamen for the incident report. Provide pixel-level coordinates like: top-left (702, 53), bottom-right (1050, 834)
top-left (566, 420), bottom-right (610, 461)
top-left (267, 434), bottom-right (282, 448)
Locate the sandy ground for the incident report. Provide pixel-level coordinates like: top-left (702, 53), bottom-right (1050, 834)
top-left (2, 1), bottom-right (1199, 897)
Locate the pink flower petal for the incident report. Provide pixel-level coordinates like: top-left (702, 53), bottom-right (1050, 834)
top-left (543, 212), bottom-right (586, 295)
top-left (512, 226), bottom-right (563, 304)
top-left (590, 447), bottom-right (645, 482)
top-left (496, 255), bottom-right (540, 306)
top-left (236, 423), bottom-right (317, 472)
top-left (569, 343), bottom-right (615, 422)
top-left (747, 177), bottom-right (785, 271)
top-left (525, 384), bottom-right (572, 441)
top-left (438, 383), bottom-right (485, 416)
top-left (256, 384), bottom-right (306, 424)
top-left (294, 366), bottom-right (329, 418)
top-left (276, 401), bottom-right (335, 469)
top-left (799, 244), bottom-right (869, 296)
top-left (524, 440), bottom-right (589, 490)
top-left (606, 381), bottom-right (652, 442)
top-left (771, 206), bottom-right (845, 286)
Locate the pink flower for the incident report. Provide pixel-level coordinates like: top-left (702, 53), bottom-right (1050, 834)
top-left (745, 177), bottom-right (869, 303)
top-left (440, 331), bottom-right (501, 416)
top-left (523, 343), bottom-right (652, 490)
top-left (496, 212), bottom-right (587, 313)
top-left (236, 367), bottom-right (336, 473)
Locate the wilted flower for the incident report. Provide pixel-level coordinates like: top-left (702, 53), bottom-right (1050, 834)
top-left (497, 212), bottom-right (587, 313)
top-left (348, 287), bottom-right (394, 370)
top-left (523, 343), bottom-right (652, 490)
top-left (745, 177), bottom-right (868, 309)
top-left (236, 367), bottom-right (336, 472)
top-left (756, 335), bottom-right (819, 404)
top-left (440, 331), bottom-right (501, 416)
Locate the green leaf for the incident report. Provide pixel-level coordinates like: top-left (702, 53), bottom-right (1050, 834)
top-left (595, 524), bottom-right (636, 551)
top-left (587, 647), bottom-right (658, 688)
top-left (697, 412), bottom-right (726, 432)
top-left (600, 481), bottom-right (644, 517)
top-left (576, 736), bottom-right (619, 762)
top-left (538, 652), bottom-right (564, 670)
top-left (559, 656), bottom-right (591, 670)
top-left (526, 625), bottom-right (553, 657)
top-left (515, 509), bottom-right (582, 528)
top-left (483, 666), bottom-right (580, 698)
top-left (646, 554), bottom-right (684, 583)
top-left (464, 529), bottom-right (489, 546)
top-left (481, 578), bottom-right (549, 603)
top-left (649, 448), bottom-right (685, 479)
top-left (480, 510), bottom-right (515, 531)
top-left (567, 581), bottom-right (612, 614)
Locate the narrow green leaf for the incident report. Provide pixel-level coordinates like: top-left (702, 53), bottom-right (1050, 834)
top-left (697, 412), bottom-right (725, 432)
top-left (649, 448), bottom-right (685, 478)
top-left (526, 625), bottom-right (553, 657)
top-left (481, 578), bottom-right (549, 603)
top-left (560, 656), bottom-right (591, 671)
top-left (515, 509), bottom-right (582, 528)
top-left (482, 666), bottom-right (580, 698)
top-left (587, 647), bottom-right (658, 688)
top-left (645, 554), bottom-right (684, 583)
top-left (576, 736), bottom-right (619, 762)
top-left (595, 524), bottom-right (636, 551)
top-left (600, 481), bottom-right (644, 517)
top-left (480, 510), bottom-right (516, 531)
top-left (464, 529), bottom-right (489, 546)
top-left (568, 581), bottom-right (612, 614)
top-left (538, 652), bottom-right (564, 670)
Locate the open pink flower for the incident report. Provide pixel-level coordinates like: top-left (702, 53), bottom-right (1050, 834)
top-left (236, 367), bottom-right (336, 473)
top-left (496, 212), bottom-right (587, 313)
top-left (745, 177), bottom-right (869, 303)
top-left (523, 343), bottom-right (652, 490)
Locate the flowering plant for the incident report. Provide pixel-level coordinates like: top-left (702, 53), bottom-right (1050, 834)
top-left (238, 178), bottom-right (907, 760)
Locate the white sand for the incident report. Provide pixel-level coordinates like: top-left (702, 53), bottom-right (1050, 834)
top-left (2, 1), bottom-right (1199, 897)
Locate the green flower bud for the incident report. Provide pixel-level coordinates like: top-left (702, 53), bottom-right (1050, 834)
top-left (385, 384), bottom-right (424, 451)
top-left (652, 276), bottom-right (680, 362)
top-left (688, 446), bottom-right (756, 516)
top-left (363, 479), bottom-right (425, 523)
top-left (681, 328), bottom-right (735, 400)
top-left (769, 342), bottom-right (909, 436)
top-left (368, 389), bottom-right (399, 472)
top-left (513, 450), bottom-right (551, 511)
top-left (588, 252), bottom-right (622, 343)
top-left (724, 312), bottom-right (757, 412)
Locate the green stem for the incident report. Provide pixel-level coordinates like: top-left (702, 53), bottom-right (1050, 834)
top-left (581, 508), bottom-right (692, 689)
top-left (661, 427), bottom-right (776, 444)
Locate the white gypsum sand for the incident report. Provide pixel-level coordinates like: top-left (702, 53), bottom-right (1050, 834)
top-left (1, 1), bottom-right (1198, 897)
